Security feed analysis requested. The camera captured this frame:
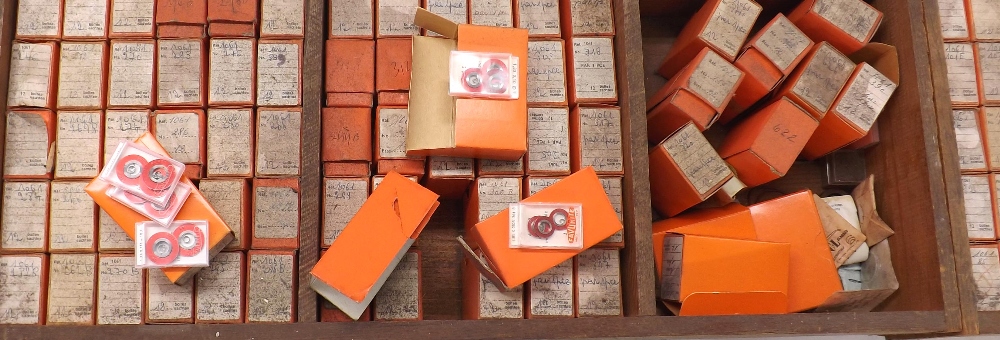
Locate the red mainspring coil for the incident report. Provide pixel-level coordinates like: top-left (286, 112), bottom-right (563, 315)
top-left (141, 159), bottom-right (177, 195)
top-left (144, 193), bottom-right (176, 219)
top-left (146, 232), bottom-right (179, 266)
top-left (115, 154), bottom-right (148, 185)
top-left (173, 223), bottom-right (204, 257)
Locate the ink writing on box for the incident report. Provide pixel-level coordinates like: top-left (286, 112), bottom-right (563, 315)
top-left (207, 109), bottom-right (253, 176)
top-left (980, 43), bottom-right (1000, 103)
top-left (576, 248), bottom-right (622, 316)
top-left (99, 209), bottom-right (133, 251)
top-left (378, 108), bottom-right (411, 159)
top-left (210, 39), bottom-right (254, 104)
top-left (109, 42), bottom-right (155, 107)
top-left (811, 0), bottom-right (880, 42)
top-left (662, 124), bottom-right (731, 195)
top-left (330, 0), bottom-right (374, 37)
top-left (155, 112), bottom-right (201, 164)
top-left (104, 111), bottom-right (148, 163)
top-left (517, 0), bottom-right (559, 36)
top-left (527, 41), bottom-right (567, 104)
top-left (97, 256), bottom-right (142, 325)
top-left (59, 43), bottom-right (105, 108)
top-left (111, 0), bottom-right (155, 35)
top-left (962, 175), bottom-right (996, 240)
top-left (47, 254), bottom-right (96, 324)
top-left (196, 252), bottom-right (243, 321)
top-left (477, 261), bottom-right (523, 318)
top-left (834, 64), bottom-right (896, 133)
top-left (470, 0), bottom-right (513, 28)
top-left (200, 180), bottom-right (246, 249)
top-left (568, 0), bottom-right (613, 35)
top-left (579, 107), bottom-right (623, 173)
top-left (48, 182), bottom-right (95, 251)
top-left (1, 182), bottom-right (48, 251)
top-left (256, 109), bottom-right (302, 176)
top-left (791, 44), bottom-right (855, 114)
top-left (939, 0), bottom-right (970, 40)
top-left (378, 0), bottom-right (420, 36)
top-left (247, 253), bottom-right (295, 322)
top-left (56, 111), bottom-right (102, 178)
top-left (983, 108), bottom-right (1000, 168)
top-left (0, 255), bottom-right (44, 324)
top-left (63, 0), bottom-right (109, 37)
top-left (953, 109), bottom-right (987, 171)
top-left (257, 42), bottom-right (301, 106)
top-left (478, 178), bottom-right (520, 222)
top-left (16, 0), bottom-right (60, 37)
top-left (254, 186), bottom-right (300, 240)
top-left (323, 178), bottom-right (368, 247)
top-left (8, 43), bottom-right (54, 108)
top-left (529, 259), bottom-right (573, 316)
top-left (158, 40), bottom-right (203, 106)
top-left (944, 43), bottom-right (979, 104)
top-left (572, 38), bottom-right (617, 101)
top-left (753, 15), bottom-right (811, 71)
top-left (699, 0), bottom-right (761, 58)
top-left (4, 112), bottom-right (50, 177)
top-left (429, 157), bottom-right (474, 177)
top-left (261, 0), bottom-right (306, 36)
top-left (147, 269), bottom-right (193, 321)
top-left (972, 246), bottom-right (1000, 310)
top-left (375, 251), bottom-right (420, 320)
top-left (687, 51), bottom-right (741, 109)
top-left (528, 108), bottom-right (570, 173)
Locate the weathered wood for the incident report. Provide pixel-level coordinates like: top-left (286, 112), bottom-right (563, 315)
top-left (0, 0), bottom-right (14, 223)
top-left (298, 0), bottom-right (324, 322)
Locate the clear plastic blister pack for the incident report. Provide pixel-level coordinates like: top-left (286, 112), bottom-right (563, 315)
top-left (508, 202), bottom-right (583, 249)
top-left (107, 181), bottom-right (192, 227)
top-left (99, 140), bottom-right (185, 206)
top-left (135, 220), bottom-right (210, 268)
top-left (449, 51), bottom-right (520, 100)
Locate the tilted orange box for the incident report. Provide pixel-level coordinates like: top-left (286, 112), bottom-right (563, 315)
top-left (327, 39), bottom-right (375, 94)
top-left (378, 91), bottom-right (409, 106)
top-left (787, 0), bottom-right (882, 56)
top-left (655, 0), bottom-right (761, 79)
top-left (311, 172), bottom-right (440, 320)
top-left (375, 38), bottom-right (413, 92)
top-left (648, 123), bottom-right (734, 217)
top-left (407, 9), bottom-right (529, 160)
top-left (85, 133), bottom-right (235, 285)
top-left (460, 168), bottom-right (623, 289)
top-left (325, 162), bottom-right (372, 178)
top-left (208, 22), bottom-right (256, 37)
top-left (323, 107), bottom-right (372, 163)
top-left (464, 177), bottom-right (521, 232)
top-left (659, 234), bottom-right (790, 316)
top-left (770, 42), bottom-right (855, 121)
top-left (717, 97), bottom-right (819, 187)
top-left (650, 203), bottom-right (757, 279)
top-left (152, 109), bottom-right (207, 179)
top-left (3, 110), bottom-right (56, 179)
top-left (423, 157), bottom-right (475, 200)
top-left (721, 14), bottom-right (813, 124)
top-left (647, 48), bottom-right (744, 143)
top-left (327, 92), bottom-right (374, 108)
top-left (15, 0), bottom-right (63, 41)
top-left (251, 178), bottom-right (300, 250)
top-left (156, 0), bottom-right (208, 38)
top-left (749, 190), bottom-right (842, 313)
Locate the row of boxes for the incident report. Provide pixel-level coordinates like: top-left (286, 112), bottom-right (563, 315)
top-left (15, 0), bottom-right (305, 41)
top-left (938, 0), bottom-right (1000, 42)
top-left (943, 42), bottom-right (1000, 107)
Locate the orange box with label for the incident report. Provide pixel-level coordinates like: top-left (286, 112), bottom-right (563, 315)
top-left (717, 97), bottom-right (819, 187)
top-left (462, 250), bottom-right (525, 320)
top-left (375, 38), bottom-right (413, 92)
top-left (208, 0), bottom-right (258, 25)
top-left (251, 178), bottom-right (300, 250)
top-left (649, 123), bottom-right (735, 217)
top-left (770, 42), bottom-right (856, 121)
top-left (194, 251), bottom-right (245, 324)
top-left (464, 177), bottom-right (521, 233)
top-left (152, 109), bottom-right (207, 180)
top-left (327, 39), bottom-right (375, 94)
top-left (7, 42), bottom-right (60, 110)
top-left (655, 0), bottom-right (762, 79)
top-left (84, 133), bottom-right (235, 285)
top-left (0, 254), bottom-right (49, 325)
top-left (3, 110), bottom-right (56, 179)
top-left (326, 93), bottom-right (373, 108)
top-left (721, 14), bottom-right (814, 124)
top-left (423, 157), bottom-right (475, 200)
top-left (156, 0), bottom-right (208, 34)
top-left (108, 0), bottom-right (156, 39)
top-left (459, 168), bottom-right (623, 289)
top-left (378, 91), bottom-right (409, 106)
top-left (787, 0), bottom-right (883, 56)
top-left (311, 172), bottom-right (440, 320)
top-left (208, 22), bottom-right (256, 37)
top-left (156, 38), bottom-right (208, 108)
top-left (323, 107), bottom-right (372, 163)
top-left (650, 203), bottom-right (757, 279)
top-left (325, 162), bottom-right (372, 178)
top-left (476, 158), bottom-right (524, 177)
top-left (406, 9), bottom-right (529, 160)
top-left (749, 190), bottom-right (842, 313)
top-left (647, 48), bottom-right (745, 143)
top-left (14, 1), bottom-right (63, 41)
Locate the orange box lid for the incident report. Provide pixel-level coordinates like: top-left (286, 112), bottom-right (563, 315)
top-left (717, 97), bottom-right (818, 185)
top-left (651, 203), bottom-right (756, 278)
top-left (461, 167), bottom-right (622, 289)
top-left (749, 190), bottom-right (842, 312)
top-left (310, 172), bottom-right (440, 320)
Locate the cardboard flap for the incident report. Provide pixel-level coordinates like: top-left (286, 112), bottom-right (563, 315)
top-left (456, 236), bottom-right (511, 292)
top-left (851, 175), bottom-right (893, 246)
top-left (414, 8), bottom-right (459, 39)
top-left (407, 36), bottom-right (458, 152)
top-left (849, 43), bottom-right (899, 84)
top-left (679, 292), bottom-right (789, 316)
top-left (815, 240), bottom-right (898, 312)
top-left (813, 194), bottom-right (866, 267)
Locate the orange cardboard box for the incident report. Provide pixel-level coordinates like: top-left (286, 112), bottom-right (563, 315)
top-left (156, 38), bottom-right (207, 108)
top-left (477, 158), bottom-right (525, 176)
top-left (323, 107), bottom-right (372, 163)
top-left (526, 107), bottom-right (571, 176)
top-left (407, 9), bottom-right (529, 160)
top-left (721, 14), bottom-right (814, 124)
top-left (158, 24), bottom-right (207, 38)
top-left (525, 40), bottom-right (568, 106)
top-left (375, 106), bottom-right (419, 161)
top-left (373, 249), bottom-right (423, 321)
top-left (47, 181), bottom-right (99, 252)
top-left (157, 0), bottom-right (208, 25)
top-left (327, 39), bottom-right (375, 94)
top-left (152, 109), bottom-right (208, 179)
top-left (260, 0), bottom-right (306, 39)
top-left (251, 178), bottom-right (300, 250)
top-left (717, 97), bottom-right (819, 187)
top-left (566, 36), bottom-right (617, 104)
top-left (85, 133), bottom-right (235, 285)
top-left (311, 172), bottom-right (440, 320)
top-left (939, 0), bottom-right (971, 42)
top-left (375, 38), bottom-right (413, 92)
top-left (325, 162), bottom-right (372, 178)
top-left (327, 92), bottom-right (374, 108)
top-left (647, 48), bottom-right (744, 143)
top-left (322, 177), bottom-right (370, 248)
top-left (194, 251), bottom-right (246, 324)
top-left (204, 108), bottom-right (255, 178)
top-left (8, 42), bottom-right (59, 110)
top-left (208, 0), bottom-right (259, 25)
top-left (574, 247), bottom-right (623, 317)
top-left (0, 254), bottom-right (49, 325)
top-left (659, 234), bottom-right (790, 316)
top-left (371, 174), bottom-right (419, 192)
top-left (845, 122), bottom-right (880, 150)
top-left (462, 251), bottom-right (525, 320)
top-left (749, 190), bottom-right (842, 313)
top-left (208, 22), bottom-right (256, 37)
top-left (787, 0), bottom-right (882, 56)
top-left (209, 38), bottom-right (257, 107)
top-left (378, 91), bottom-right (409, 106)
top-left (648, 123), bottom-right (735, 217)
top-left (377, 159), bottom-right (426, 176)
top-left (655, 0), bottom-right (762, 78)
top-left (570, 105), bottom-right (624, 175)
top-left (109, 0), bottom-right (156, 38)
top-left (53, 110), bottom-right (104, 180)
top-left (199, 179), bottom-right (252, 251)
top-left (424, 156), bottom-right (475, 199)
top-left (3, 110), bottom-right (56, 179)
top-left (246, 250), bottom-right (297, 323)
top-left (256, 39), bottom-right (303, 107)
top-left (460, 167), bottom-right (623, 289)
top-left (770, 42), bottom-right (855, 121)
top-left (464, 177), bottom-right (521, 232)
top-left (14, 0), bottom-right (63, 41)
top-left (650, 203), bottom-right (757, 279)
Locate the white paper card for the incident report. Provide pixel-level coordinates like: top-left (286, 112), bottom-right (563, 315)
top-left (97, 256), bottom-right (142, 325)
top-left (109, 41), bottom-right (155, 107)
top-left (47, 254), bottom-right (96, 324)
top-left (48, 182), bottom-right (96, 251)
top-left (261, 0), bottom-right (306, 36)
top-left (963, 175), bottom-right (996, 240)
top-left (323, 178), bottom-right (368, 247)
top-left (1, 182), bottom-right (48, 250)
top-left (571, 37), bottom-right (617, 100)
top-left (517, 0), bottom-right (560, 36)
top-left (257, 43), bottom-right (301, 106)
top-left (207, 109), bottom-right (253, 176)
top-left (254, 186), bottom-right (300, 239)
top-left (4, 111), bottom-right (51, 176)
top-left (59, 43), bottom-right (105, 109)
top-left (110, 0), bottom-right (154, 34)
top-left (63, 0), bottom-right (109, 37)
top-left (529, 259), bottom-right (573, 316)
top-left (56, 111), bottom-right (102, 178)
top-left (945, 43), bottom-right (980, 104)
top-left (8, 43), bottom-right (54, 108)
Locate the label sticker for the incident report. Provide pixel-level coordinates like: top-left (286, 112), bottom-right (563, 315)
top-left (207, 109), bottom-right (253, 176)
top-left (529, 259), bottom-right (573, 316)
top-left (16, 0), bottom-right (61, 37)
top-left (835, 64), bottom-right (897, 132)
top-left (154, 112), bottom-right (201, 164)
top-left (527, 107), bottom-right (570, 173)
top-left (578, 107), bottom-right (623, 173)
top-left (378, 108), bottom-right (410, 159)
top-left (64, 0), bottom-right (109, 37)
top-left (699, 0), bottom-right (761, 58)
top-left (210, 39), bottom-right (255, 104)
top-left (1, 182), bottom-right (48, 250)
top-left (572, 37), bottom-right (617, 100)
top-left (97, 256), bottom-right (142, 325)
top-left (256, 109), bottom-right (302, 176)
top-left (109, 41), bottom-right (155, 107)
top-left (104, 110), bottom-right (148, 164)
top-left (257, 43), bottom-right (301, 106)
top-left (954, 109), bottom-right (988, 171)
top-left (517, 0), bottom-right (560, 36)
top-left (470, 0), bottom-right (514, 27)
top-left (939, 0), bottom-right (970, 40)
top-left (247, 253), bottom-right (295, 322)
top-left (662, 124), bottom-right (732, 195)
top-left (576, 248), bottom-right (622, 316)
top-left (146, 270), bottom-right (193, 321)
top-left (753, 15), bottom-right (811, 71)
top-left (945, 43), bottom-right (979, 104)
top-left (374, 251), bottom-right (420, 320)
top-left (158, 39), bottom-right (204, 106)
top-left (48, 182), bottom-right (95, 251)
top-left (687, 51), bottom-right (742, 109)
top-left (323, 178), bottom-right (368, 247)
top-left (378, 0), bottom-right (420, 36)
top-left (47, 254), bottom-right (96, 324)
top-left (568, 0), bottom-right (613, 35)
top-left (972, 246), bottom-right (1000, 311)
top-left (261, 0), bottom-right (306, 36)
top-left (8, 43), bottom-right (54, 108)
top-left (980, 43), bottom-right (1000, 103)
top-left (56, 111), bottom-right (102, 178)
top-left (963, 175), bottom-right (996, 240)
top-left (429, 157), bottom-right (474, 177)
top-left (527, 41), bottom-right (567, 104)
top-left (254, 186), bottom-right (300, 240)
top-left (110, 0), bottom-right (154, 34)
top-left (330, 0), bottom-right (374, 37)
top-left (0, 256), bottom-right (43, 324)
top-left (59, 43), bottom-right (105, 108)
top-left (477, 178), bottom-right (520, 222)
top-left (4, 112), bottom-right (51, 177)
top-left (792, 44), bottom-right (855, 113)
top-left (811, 0), bottom-right (880, 42)
top-left (199, 180), bottom-right (247, 249)
top-left (195, 252), bottom-right (243, 321)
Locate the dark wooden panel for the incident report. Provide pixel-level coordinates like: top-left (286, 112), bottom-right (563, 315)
top-left (298, 0), bottom-right (325, 323)
top-left (0, 0), bottom-right (15, 222)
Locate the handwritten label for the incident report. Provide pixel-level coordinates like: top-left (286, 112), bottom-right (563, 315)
top-left (256, 109), bottom-right (302, 176)
top-left (8, 43), bottom-right (54, 108)
top-left (973, 246), bottom-right (1000, 310)
top-left (199, 180), bottom-right (246, 249)
top-left (372, 175), bottom-right (417, 191)
top-left (257, 43), bottom-right (301, 106)
top-left (470, 0), bottom-right (513, 27)
top-left (527, 177), bottom-right (561, 196)
top-left (572, 38), bottom-right (617, 100)
top-left (47, 254), bottom-right (96, 324)
top-left (154, 112), bottom-right (201, 164)
top-left (59, 42), bottom-right (105, 108)
top-left (480, 158), bottom-right (523, 174)
top-left (374, 252), bottom-right (420, 320)
top-left (963, 176), bottom-right (996, 239)
top-left (63, 0), bottom-right (108, 37)
top-left (147, 269), bottom-right (193, 321)
top-left (98, 209), bottom-right (132, 251)
top-left (754, 15), bottom-right (811, 71)
top-left (945, 42), bottom-right (979, 104)
top-left (984, 108), bottom-right (1000, 168)
top-left (972, 0), bottom-right (1000, 40)
top-left (207, 109), bottom-right (252, 176)
top-left (109, 41), bottom-right (154, 107)
top-left (427, 0), bottom-right (468, 30)
top-left (104, 110), bottom-right (148, 163)
top-left (812, 0), bottom-right (879, 42)
top-left (529, 259), bottom-right (573, 316)
top-left (981, 43), bottom-right (1000, 103)
top-left (210, 39), bottom-right (254, 104)
top-left (97, 256), bottom-right (142, 325)
top-left (939, 0), bottom-right (970, 40)
top-left (576, 248), bottom-right (621, 316)
top-left (835, 64), bottom-right (896, 132)
top-left (0, 256), bottom-right (43, 324)
top-left (477, 253), bottom-right (523, 319)
top-left (48, 182), bottom-right (95, 251)
top-left (689, 51), bottom-right (741, 108)
top-left (568, 0), bottom-right (613, 35)
top-left (378, 0), bottom-right (420, 36)
top-left (517, 0), bottom-right (559, 36)
top-left (429, 157), bottom-right (474, 177)
top-left (700, 0), bottom-right (761, 58)
top-left (248, 253), bottom-right (295, 322)
top-left (378, 108), bottom-right (410, 159)
top-left (195, 252), bottom-right (243, 321)
top-left (477, 178), bottom-right (520, 222)
top-left (1, 182), bottom-right (48, 250)
top-left (56, 111), bottom-right (102, 178)
top-left (4, 111), bottom-right (51, 176)
top-left (599, 177), bottom-right (624, 244)
top-left (662, 236), bottom-right (683, 300)
top-left (323, 178), bottom-right (368, 247)
top-left (15, 0), bottom-right (60, 37)
top-left (330, 0), bottom-right (374, 36)
top-left (110, 0), bottom-right (154, 34)
top-left (527, 40), bottom-right (567, 104)
top-left (261, 0), bottom-right (306, 36)
top-left (528, 107), bottom-right (570, 173)
top-left (578, 107), bottom-right (623, 173)
top-left (254, 186), bottom-right (299, 239)
top-left (792, 44), bottom-right (855, 113)
top-left (158, 39), bottom-right (203, 106)
top-left (663, 124), bottom-right (732, 195)
top-left (954, 109), bottom-right (988, 171)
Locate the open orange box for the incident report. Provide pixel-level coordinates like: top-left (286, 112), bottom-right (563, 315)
top-left (406, 8), bottom-right (528, 161)
top-left (458, 167), bottom-right (622, 290)
top-left (655, 0), bottom-right (761, 79)
top-left (717, 97), bottom-right (819, 187)
top-left (311, 172), bottom-right (440, 320)
top-left (787, 0), bottom-right (883, 56)
top-left (423, 157), bottom-right (475, 200)
top-left (85, 132), bottom-right (235, 285)
top-left (651, 203), bottom-right (758, 279)
top-left (647, 48), bottom-right (744, 143)
top-left (649, 122), bottom-right (735, 217)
